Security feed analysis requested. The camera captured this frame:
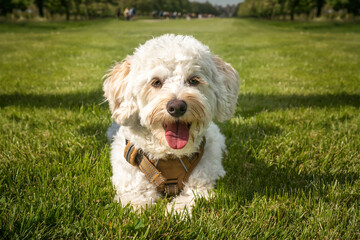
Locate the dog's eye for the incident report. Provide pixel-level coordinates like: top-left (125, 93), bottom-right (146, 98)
top-left (188, 76), bottom-right (201, 86)
top-left (151, 78), bottom-right (163, 88)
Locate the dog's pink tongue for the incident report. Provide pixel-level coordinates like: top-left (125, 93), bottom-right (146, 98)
top-left (165, 122), bottom-right (189, 149)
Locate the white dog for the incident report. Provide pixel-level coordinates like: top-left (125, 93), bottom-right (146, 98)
top-left (103, 34), bottom-right (240, 212)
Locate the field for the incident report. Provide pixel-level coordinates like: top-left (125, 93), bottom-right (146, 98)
top-left (0, 18), bottom-right (359, 239)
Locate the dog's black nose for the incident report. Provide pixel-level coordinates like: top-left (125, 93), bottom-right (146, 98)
top-left (167, 99), bottom-right (187, 117)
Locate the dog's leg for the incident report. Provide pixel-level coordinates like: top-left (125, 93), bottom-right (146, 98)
top-left (114, 187), bottom-right (162, 210)
top-left (110, 132), bottom-right (163, 210)
top-left (167, 184), bottom-right (214, 213)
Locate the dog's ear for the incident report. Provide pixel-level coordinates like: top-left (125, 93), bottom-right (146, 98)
top-left (211, 55), bottom-right (240, 122)
top-left (103, 59), bottom-right (138, 125)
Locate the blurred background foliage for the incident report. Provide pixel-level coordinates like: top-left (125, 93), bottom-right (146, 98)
top-left (1, 0), bottom-right (359, 21)
top-left (0, 0), bottom-right (235, 20)
top-left (235, 0), bottom-right (360, 20)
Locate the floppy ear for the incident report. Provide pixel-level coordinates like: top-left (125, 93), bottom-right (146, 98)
top-left (211, 55), bottom-right (241, 122)
top-left (103, 60), bottom-right (138, 125)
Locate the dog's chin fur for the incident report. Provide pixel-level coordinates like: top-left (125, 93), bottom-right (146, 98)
top-left (103, 34), bottom-right (240, 213)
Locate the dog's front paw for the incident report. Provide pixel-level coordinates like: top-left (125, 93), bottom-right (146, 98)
top-left (166, 201), bottom-right (191, 214)
top-left (166, 195), bottom-right (195, 214)
top-left (114, 193), bottom-right (154, 210)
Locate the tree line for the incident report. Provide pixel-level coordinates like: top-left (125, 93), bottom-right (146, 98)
top-left (235, 0), bottom-right (360, 20)
top-left (0, 0), bottom-right (227, 20)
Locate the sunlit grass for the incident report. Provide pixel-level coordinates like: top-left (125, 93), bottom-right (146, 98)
top-left (0, 18), bottom-right (359, 238)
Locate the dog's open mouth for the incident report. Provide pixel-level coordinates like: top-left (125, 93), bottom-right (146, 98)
top-left (163, 121), bottom-right (191, 149)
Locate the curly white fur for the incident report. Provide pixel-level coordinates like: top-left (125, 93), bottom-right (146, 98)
top-left (103, 34), bottom-right (240, 212)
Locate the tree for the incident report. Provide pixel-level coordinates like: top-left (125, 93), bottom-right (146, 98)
top-left (35, 0), bottom-right (45, 17)
top-left (329, 0), bottom-right (360, 16)
top-left (0, 0), bottom-right (33, 16)
top-left (136, 0), bottom-right (153, 14)
top-left (297, 0), bottom-right (315, 18)
top-left (46, 0), bottom-right (72, 20)
top-left (287, 0), bottom-right (300, 20)
top-left (316, 0), bottom-right (325, 17)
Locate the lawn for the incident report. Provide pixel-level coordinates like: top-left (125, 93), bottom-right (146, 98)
top-left (0, 18), bottom-right (359, 239)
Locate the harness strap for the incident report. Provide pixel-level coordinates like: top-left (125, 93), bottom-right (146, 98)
top-left (183, 139), bottom-right (206, 184)
top-left (124, 138), bottom-right (206, 196)
top-left (124, 143), bottom-right (166, 188)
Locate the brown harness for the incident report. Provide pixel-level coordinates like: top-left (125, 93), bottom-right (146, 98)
top-left (124, 138), bottom-right (206, 197)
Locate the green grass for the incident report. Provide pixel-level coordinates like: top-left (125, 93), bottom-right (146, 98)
top-left (0, 18), bottom-right (359, 239)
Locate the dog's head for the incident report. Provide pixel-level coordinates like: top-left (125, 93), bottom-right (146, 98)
top-left (104, 34), bottom-right (240, 153)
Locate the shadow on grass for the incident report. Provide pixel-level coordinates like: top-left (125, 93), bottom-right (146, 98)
top-left (2, 90), bottom-right (359, 194)
top-left (77, 123), bottom-right (109, 144)
top-left (221, 92), bottom-right (360, 204)
top-left (0, 89), bottom-right (107, 109)
top-left (1, 91), bottom-right (359, 113)
top-left (236, 92), bottom-right (360, 117)
top-left (0, 19), bottom-right (109, 33)
top-left (221, 119), bottom-right (359, 205)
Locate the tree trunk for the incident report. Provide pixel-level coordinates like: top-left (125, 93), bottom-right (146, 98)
top-left (290, 11), bottom-right (294, 20)
top-left (66, 10), bottom-right (70, 20)
top-left (316, 0), bottom-right (324, 17)
top-left (36, 0), bottom-right (44, 17)
top-left (289, 0), bottom-right (299, 21)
